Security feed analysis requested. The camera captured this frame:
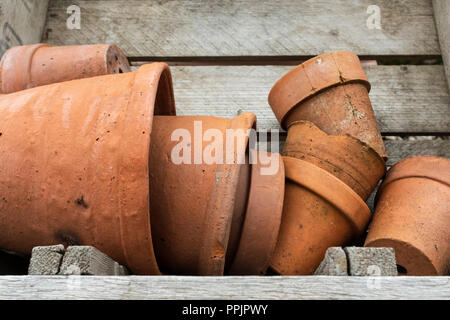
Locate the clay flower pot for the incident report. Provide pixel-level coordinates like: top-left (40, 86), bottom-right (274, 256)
top-left (0, 63), bottom-right (175, 274)
top-left (0, 43), bottom-right (130, 94)
top-left (282, 121), bottom-right (385, 200)
top-left (149, 113), bottom-right (256, 275)
top-left (227, 151), bottom-right (285, 275)
top-left (268, 51), bottom-right (387, 160)
top-left (270, 156), bottom-right (371, 275)
top-left (365, 156), bottom-right (450, 276)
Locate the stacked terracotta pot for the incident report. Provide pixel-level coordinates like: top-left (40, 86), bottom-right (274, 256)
top-left (0, 44), bottom-right (286, 275)
top-left (268, 51), bottom-right (387, 275)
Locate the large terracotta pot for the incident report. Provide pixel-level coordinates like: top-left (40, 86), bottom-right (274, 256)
top-left (227, 151), bottom-right (285, 275)
top-left (149, 113), bottom-right (256, 275)
top-left (270, 156), bottom-right (371, 275)
top-left (0, 44), bottom-right (130, 94)
top-left (268, 51), bottom-right (387, 160)
top-left (365, 156), bottom-right (450, 276)
top-left (282, 121), bottom-right (385, 200)
top-left (0, 63), bottom-right (175, 274)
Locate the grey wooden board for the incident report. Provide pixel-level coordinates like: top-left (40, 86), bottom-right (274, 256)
top-left (433, 0), bottom-right (450, 92)
top-left (45, 0), bottom-right (440, 57)
top-left (0, 0), bottom-right (49, 57)
top-left (383, 139), bottom-right (450, 166)
top-left (153, 65), bottom-right (450, 133)
top-left (0, 276), bottom-right (448, 299)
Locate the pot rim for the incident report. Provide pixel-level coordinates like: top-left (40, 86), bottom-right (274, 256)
top-left (197, 112), bottom-right (257, 275)
top-left (0, 43), bottom-right (49, 93)
top-left (283, 120), bottom-right (386, 199)
top-left (375, 155), bottom-right (450, 206)
top-left (119, 62), bottom-right (176, 274)
top-left (268, 51), bottom-right (370, 129)
top-left (282, 156), bottom-right (371, 237)
top-left (228, 150), bottom-right (285, 275)
top-left (286, 120), bottom-right (386, 166)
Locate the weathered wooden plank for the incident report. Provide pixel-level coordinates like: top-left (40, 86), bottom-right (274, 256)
top-left (0, 0), bottom-right (49, 57)
top-left (384, 139), bottom-right (450, 165)
top-left (163, 65), bottom-right (450, 133)
top-left (433, 0), bottom-right (450, 92)
top-left (0, 276), bottom-right (448, 299)
top-left (45, 0), bottom-right (440, 57)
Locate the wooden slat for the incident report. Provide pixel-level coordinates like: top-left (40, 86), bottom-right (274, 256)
top-left (163, 65), bottom-right (449, 133)
top-left (0, 0), bottom-right (49, 57)
top-left (45, 0), bottom-right (440, 57)
top-left (384, 139), bottom-right (450, 166)
top-left (0, 276), bottom-right (448, 299)
top-left (433, 0), bottom-right (450, 92)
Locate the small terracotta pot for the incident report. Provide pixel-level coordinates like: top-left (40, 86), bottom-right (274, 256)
top-left (270, 156), bottom-right (371, 275)
top-left (282, 121), bottom-right (385, 200)
top-left (149, 113), bottom-right (256, 275)
top-left (0, 44), bottom-right (130, 94)
top-left (365, 156), bottom-right (450, 276)
top-left (268, 51), bottom-right (387, 160)
top-left (227, 151), bottom-right (285, 275)
top-left (0, 63), bottom-right (175, 274)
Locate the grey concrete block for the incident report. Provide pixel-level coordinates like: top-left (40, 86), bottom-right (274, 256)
top-left (314, 247), bottom-right (348, 276)
top-left (59, 246), bottom-right (129, 275)
top-left (28, 245), bottom-right (65, 275)
top-left (344, 247), bottom-right (398, 276)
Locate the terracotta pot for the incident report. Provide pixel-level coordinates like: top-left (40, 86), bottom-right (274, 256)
top-left (149, 113), bottom-right (256, 275)
top-left (282, 121), bottom-right (385, 200)
top-left (0, 44), bottom-right (130, 94)
top-left (365, 156), bottom-right (450, 276)
top-left (268, 51), bottom-right (387, 160)
top-left (0, 63), bottom-right (175, 274)
top-left (270, 156), bottom-right (371, 275)
top-left (227, 151), bottom-right (285, 275)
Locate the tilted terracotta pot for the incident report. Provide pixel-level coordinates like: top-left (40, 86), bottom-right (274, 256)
top-left (0, 63), bottom-right (175, 274)
top-left (365, 156), bottom-right (450, 276)
top-left (282, 121), bottom-right (385, 200)
top-left (149, 113), bottom-right (256, 275)
top-left (270, 156), bottom-right (371, 275)
top-left (268, 51), bottom-right (387, 160)
top-left (227, 151), bottom-right (285, 275)
top-left (0, 44), bottom-right (130, 94)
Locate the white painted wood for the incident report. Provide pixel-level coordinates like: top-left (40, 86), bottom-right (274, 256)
top-left (0, 0), bottom-right (49, 57)
top-left (433, 0), bottom-right (450, 92)
top-left (45, 0), bottom-right (440, 57)
top-left (0, 276), bottom-right (448, 299)
top-left (160, 65), bottom-right (449, 133)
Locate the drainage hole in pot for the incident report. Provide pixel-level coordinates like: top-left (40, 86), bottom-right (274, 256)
top-left (397, 264), bottom-right (407, 275)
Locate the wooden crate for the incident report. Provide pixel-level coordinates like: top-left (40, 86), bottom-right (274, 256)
top-left (0, 0), bottom-right (449, 299)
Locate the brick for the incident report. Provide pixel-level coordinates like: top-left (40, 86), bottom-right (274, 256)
top-left (314, 247), bottom-right (348, 276)
top-left (344, 247), bottom-right (398, 276)
top-left (59, 246), bottom-right (128, 275)
top-left (28, 245), bottom-right (65, 275)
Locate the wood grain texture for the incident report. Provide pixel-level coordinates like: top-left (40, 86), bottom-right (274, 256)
top-left (45, 0), bottom-right (440, 57)
top-left (0, 276), bottom-right (448, 299)
top-left (0, 0), bottom-right (49, 57)
top-left (159, 65), bottom-right (450, 133)
top-left (433, 0), bottom-right (450, 92)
